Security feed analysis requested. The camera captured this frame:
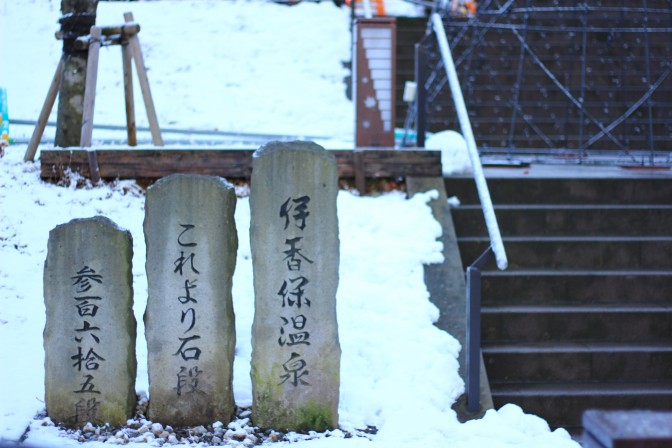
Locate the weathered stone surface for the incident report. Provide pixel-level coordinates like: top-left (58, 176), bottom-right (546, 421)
top-left (43, 216), bottom-right (136, 427)
top-left (250, 141), bottom-right (341, 432)
top-left (55, 0), bottom-right (98, 147)
top-left (144, 174), bottom-right (237, 426)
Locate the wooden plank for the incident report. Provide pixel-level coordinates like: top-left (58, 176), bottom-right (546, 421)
top-left (80, 26), bottom-right (102, 148)
top-left (80, 26), bottom-right (103, 183)
top-left (102, 23), bottom-right (140, 36)
top-left (353, 150), bottom-right (366, 193)
top-left (72, 24), bottom-right (141, 50)
top-left (56, 23), bottom-right (140, 41)
top-left (122, 43), bottom-right (137, 146)
top-left (124, 12), bottom-right (164, 146)
top-left (40, 149), bottom-right (441, 180)
top-left (74, 34), bottom-right (122, 51)
top-left (24, 57), bottom-right (64, 162)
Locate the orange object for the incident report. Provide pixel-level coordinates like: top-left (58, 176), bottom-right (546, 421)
top-left (345, 0), bottom-right (386, 16)
top-left (466, 0), bottom-right (477, 16)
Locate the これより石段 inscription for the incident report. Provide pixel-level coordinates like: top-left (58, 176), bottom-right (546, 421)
top-left (144, 174), bottom-right (237, 426)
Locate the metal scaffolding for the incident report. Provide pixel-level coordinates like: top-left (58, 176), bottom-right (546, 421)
top-left (405, 0), bottom-right (672, 166)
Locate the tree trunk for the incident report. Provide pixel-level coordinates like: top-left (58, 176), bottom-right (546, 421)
top-left (55, 0), bottom-right (98, 147)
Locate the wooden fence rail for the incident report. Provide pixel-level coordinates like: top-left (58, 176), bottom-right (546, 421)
top-left (40, 149), bottom-right (441, 184)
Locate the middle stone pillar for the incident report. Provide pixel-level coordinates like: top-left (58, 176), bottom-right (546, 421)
top-left (144, 174), bottom-right (238, 426)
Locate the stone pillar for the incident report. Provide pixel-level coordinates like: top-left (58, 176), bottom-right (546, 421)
top-left (43, 216), bottom-right (136, 428)
top-left (144, 174), bottom-right (237, 426)
top-left (250, 141), bottom-right (341, 432)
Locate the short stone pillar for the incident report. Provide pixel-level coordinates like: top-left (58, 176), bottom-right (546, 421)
top-left (250, 141), bottom-right (341, 432)
top-left (144, 174), bottom-right (237, 426)
top-left (43, 216), bottom-right (136, 427)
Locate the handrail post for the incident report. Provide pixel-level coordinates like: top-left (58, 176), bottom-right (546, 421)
top-left (466, 264), bottom-right (481, 412)
top-left (466, 246), bottom-right (494, 412)
top-left (430, 12), bottom-right (508, 414)
top-left (415, 42), bottom-right (427, 148)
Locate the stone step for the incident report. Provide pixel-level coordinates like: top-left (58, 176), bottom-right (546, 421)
top-left (481, 270), bottom-right (672, 306)
top-left (451, 204), bottom-right (672, 237)
top-left (441, 171), bottom-right (672, 432)
top-left (491, 383), bottom-right (672, 430)
top-left (444, 175), bottom-right (672, 206)
top-left (483, 342), bottom-right (672, 384)
top-left (482, 305), bottom-right (672, 342)
top-left (458, 236), bottom-right (672, 270)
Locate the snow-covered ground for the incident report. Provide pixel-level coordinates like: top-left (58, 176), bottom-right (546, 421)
top-left (1, 1), bottom-right (578, 446)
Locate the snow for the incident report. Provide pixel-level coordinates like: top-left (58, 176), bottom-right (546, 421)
top-left (1, 0), bottom-right (577, 446)
top-left (426, 130), bottom-right (473, 175)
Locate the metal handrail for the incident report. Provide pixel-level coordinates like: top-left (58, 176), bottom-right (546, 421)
top-left (430, 12), bottom-right (508, 412)
top-left (431, 13), bottom-right (508, 271)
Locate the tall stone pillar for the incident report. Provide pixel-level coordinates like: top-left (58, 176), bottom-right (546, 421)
top-left (250, 141), bottom-right (341, 432)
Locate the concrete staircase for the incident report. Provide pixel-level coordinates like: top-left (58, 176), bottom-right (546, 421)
top-left (445, 166), bottom-right (672, 432)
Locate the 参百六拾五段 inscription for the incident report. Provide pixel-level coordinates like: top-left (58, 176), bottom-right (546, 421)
top-left (43, 216), bottom-right (136, 428)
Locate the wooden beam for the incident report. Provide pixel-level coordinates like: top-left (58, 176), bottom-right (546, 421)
top-left (122, 42), bottom-right (137, 146)
top-left (24, 57), bottom-right (64, 162)
top-left (40, 149), bottom-right (441, 181)
top-left (80, 26), bottom-right (102, 148)
top-left (56, 23), bottom-right (140, 40)
top-left (103, 23), bottom-right (140, 36)
top-left (74, 34), bottom-right (122, 50)
top-left (72, 24), bottom-right (140, 50)
top-left (80, 26), bottom-right (102, 182)
top-left (124, 12), bottom-right (164, 146)
top-left (353, 150), bottom-right (366, 194)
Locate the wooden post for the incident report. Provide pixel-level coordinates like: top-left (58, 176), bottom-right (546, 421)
top-left (124, 12), bottom-right (163, 146)
top-left (80, 26), bottom-right (102, 182)
top-left (122, 41), bottom-right (137, 146)
top-left (415, 43), bottom-right (427, 148)
top-left (353, 150), bottom-right (366, 194)
top-left (24, 57), bottom-right (65, 162)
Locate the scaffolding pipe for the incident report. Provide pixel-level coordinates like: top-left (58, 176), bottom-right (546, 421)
top-left (431, 13), bottom-right (508, 271)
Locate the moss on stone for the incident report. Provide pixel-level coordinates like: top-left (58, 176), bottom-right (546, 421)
top-left (294, 401), bottom-right (336, 433)
top-left (253, 378), bottom-right (337, 432)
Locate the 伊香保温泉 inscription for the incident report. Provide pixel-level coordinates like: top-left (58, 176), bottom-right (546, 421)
top-left (250, 141), bottom-right (341, 432)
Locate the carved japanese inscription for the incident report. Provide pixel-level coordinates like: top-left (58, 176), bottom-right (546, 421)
top-left (250, 141), bottom-right (341, 432)
top-left (43, 216), bottom-right (136, 427)
top-left (144, 174), bottom-right (237, 426)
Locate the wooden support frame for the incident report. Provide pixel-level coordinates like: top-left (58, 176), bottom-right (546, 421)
top-left (24, 57), bottom-right (65, 162)
top-left (23, 12), bottom-right (163, 163)
top-left (81, 26), bottom-right (102, 182)
top-left (122, 37), bottom-right (137, 146)
top-left (124, 12), bottom-right (163, 146)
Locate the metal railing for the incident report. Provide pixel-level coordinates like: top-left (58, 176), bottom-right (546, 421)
top-left (407, 2), bottom-right (672, 166)
top-left (430, 12), bottom-right (508, 412)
